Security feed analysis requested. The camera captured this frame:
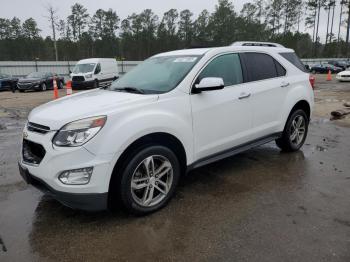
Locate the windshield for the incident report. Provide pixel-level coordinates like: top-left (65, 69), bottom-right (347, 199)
top-left (27, 72), bottom-right (46, 78)
top-left (73, 63), bottom-right (96, 74)
top-left (109, 55), bottom-right (200, 94)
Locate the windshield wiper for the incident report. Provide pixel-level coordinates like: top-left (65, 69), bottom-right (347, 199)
top-left (113, 87), bottom-right (145, 94)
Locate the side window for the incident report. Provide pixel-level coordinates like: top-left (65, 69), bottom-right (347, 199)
top-left (95, 63), bottom-right (101, 74)
top-left (198, 53), bottom-right (243, 87)
top-left (242, 53), bottom-right (283, 82)
top-left (275, 60), bottom-right (286, 77)
top-left (279, 52), bottom-right (307, 72)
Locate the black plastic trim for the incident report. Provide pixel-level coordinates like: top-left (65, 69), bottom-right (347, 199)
top-left (187, 132), bottom-right (282, 171)
top-left (18, 162), bottom-right (108, 212)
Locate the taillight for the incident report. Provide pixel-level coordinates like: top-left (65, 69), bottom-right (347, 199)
top-left (309, 75), bottom-right (315, 89)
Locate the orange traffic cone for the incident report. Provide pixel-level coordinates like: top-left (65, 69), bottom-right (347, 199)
top-left (66, 80), bottom-right (72, 96)
top-left (53, 78), bottom-right (59, 99)
top-left (327, 70), bottom-right (332, 81)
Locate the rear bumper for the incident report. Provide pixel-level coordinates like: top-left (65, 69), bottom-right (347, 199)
top-left (18, 162), bottom-right (108, 211)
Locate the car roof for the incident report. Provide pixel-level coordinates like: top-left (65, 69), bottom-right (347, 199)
top-left (154, 45), bottom-right (294, 58)
top-left (78, 58), bottom-right (116, 64)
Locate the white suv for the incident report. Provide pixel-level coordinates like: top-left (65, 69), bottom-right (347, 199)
top-left (19, 42), bottom-right (314, 215)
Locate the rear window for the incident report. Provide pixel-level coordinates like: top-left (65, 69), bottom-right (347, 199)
top-left (241, 53), bottom-right (285, 82)
top-left (279, 52), bottom-right (307, 72)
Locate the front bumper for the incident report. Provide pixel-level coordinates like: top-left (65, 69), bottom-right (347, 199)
top-left (19, 126), bottom-right (117, 211)
top-left (17, 83), bottom-right (40, 90)
top-left (72, 80), bottom-right (95, 89)
top-left (336, 75), bottom-right (350, 81)
top-left (19, 162), bottom-right (108, 211)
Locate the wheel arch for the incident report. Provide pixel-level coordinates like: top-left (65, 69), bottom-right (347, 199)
top-left (290, 100), bottom-right (311, 120)
top-left (107, 132), bottom-right (187, 207)
top-left (281, 99), bottom-right (311, 132)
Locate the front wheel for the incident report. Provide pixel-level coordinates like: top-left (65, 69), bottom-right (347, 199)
top-left (41, 83), bottom-right (47, 91)
top-left (117, 145), bottom-right (180, 215)
top-left (276, 109), bottom-right (309, 152)
top-left (93, 80), bottom-right (99, 89)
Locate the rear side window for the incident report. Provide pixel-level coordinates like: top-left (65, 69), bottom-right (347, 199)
top-left (241, 53), bottom-right (285, 82)
top-left (198, 53), bottom-right (243, 87)
top-left (279, 52), bottom-right (307, 72)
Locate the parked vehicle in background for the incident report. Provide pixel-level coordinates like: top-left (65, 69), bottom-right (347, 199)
top-left (19, 42), bottom-right (314, 215)
top-left (17, 72), bottom-right (64, 92)
top-left (336, 70), bottom-right (350, 82)
top-left (71, 58), bottom-right (119, 89)
top-left (328, 60), bottom-right (349, 71)
top-left (310, 64), bottom-right (343, 74)
top-left (0, 73), bottom-right (18, 91)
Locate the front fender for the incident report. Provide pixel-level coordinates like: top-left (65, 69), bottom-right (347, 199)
top-left (84, 95), bottom-right (194, 165)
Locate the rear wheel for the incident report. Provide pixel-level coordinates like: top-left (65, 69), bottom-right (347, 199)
top-left (116, 145), bottom-right (180, 215)
top-left (276, 109), bottom-right (308, 152)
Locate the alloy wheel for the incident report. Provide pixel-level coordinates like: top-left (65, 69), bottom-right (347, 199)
top-left (289, 115), bottom-right (306, 146)
top-left (130, 155), bottom-right (173, 207)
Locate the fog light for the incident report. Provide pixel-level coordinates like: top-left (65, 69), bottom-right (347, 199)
top-left (58, 167), bottom-right (93, 185)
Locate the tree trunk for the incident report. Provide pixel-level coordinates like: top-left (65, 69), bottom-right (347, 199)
top-left (329, 1), bottom-right (335, 43)
top-left (315, 0), bottom-right (322, 55)
top-left (326, 6), bottom-right (330, 45)
top-left (346, 2), bottom-right (350, 54)
top-left (338, 2), bottom-right (343, 42)
top-left (51, 18), bottom-right (58, 61)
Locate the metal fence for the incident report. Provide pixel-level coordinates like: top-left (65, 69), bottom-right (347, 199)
top-left (0, 60), bottom-right (141, 79)
top-left (300, 58), bottom-right (350, 66)
top-left (0, 58), bottom-right (349, 78)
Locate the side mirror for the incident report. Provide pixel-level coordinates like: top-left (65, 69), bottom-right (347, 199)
top-left (194, 77), bottom-right (225, 93)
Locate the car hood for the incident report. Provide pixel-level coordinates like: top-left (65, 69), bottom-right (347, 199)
top-left (19, 78), bottom-right (42, 83)
top-left (28, 89), bottom-right (159, 130)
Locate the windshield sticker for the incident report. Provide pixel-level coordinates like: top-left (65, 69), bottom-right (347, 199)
top-left (173, 57), bottom-right (197, 63)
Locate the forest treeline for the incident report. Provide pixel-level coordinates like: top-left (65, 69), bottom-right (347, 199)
top-left (0, 0), bottom-right (350, 61)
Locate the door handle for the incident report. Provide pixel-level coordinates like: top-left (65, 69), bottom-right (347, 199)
top-left (280, 82), bottom-right (290, 88)
top-left (238, 93), bottom-right (251, 100)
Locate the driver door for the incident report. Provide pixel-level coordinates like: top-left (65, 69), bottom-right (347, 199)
top-left (190, 53), bottom-right (253, 161)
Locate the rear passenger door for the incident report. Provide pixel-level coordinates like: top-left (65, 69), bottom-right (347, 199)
top-left (240, 52), bottom-right (287, 139)
top-left (191, 53), bottom-right (252, 160)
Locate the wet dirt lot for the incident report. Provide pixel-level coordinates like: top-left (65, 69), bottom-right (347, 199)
top-left (0, 76), bottom-right (350, 262)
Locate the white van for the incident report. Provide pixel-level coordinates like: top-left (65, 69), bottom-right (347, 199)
top-left (71, 58), bottom-right (119, 89)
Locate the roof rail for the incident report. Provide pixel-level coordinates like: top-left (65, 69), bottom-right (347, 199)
top-left (232, 41), bottom-right (285, 48)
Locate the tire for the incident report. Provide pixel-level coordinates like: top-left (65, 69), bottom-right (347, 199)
top-left (275, 109), bottom-right (309, 152)
top-left (19, 90), bottom-right (24, 93)
top-left (311, 70), bottom-right (316, 74)
top-left (41, 83), bottom-right (47, 91)
top-left (116, 145), bottom-right (180, 215)
top-left (93, 80), bottom-right (99, 89)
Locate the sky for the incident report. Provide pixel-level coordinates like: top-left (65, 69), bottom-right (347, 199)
top-left (0, 0), bottom-right (346, 42)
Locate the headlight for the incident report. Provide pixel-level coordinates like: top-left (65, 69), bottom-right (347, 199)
top-left (85, 74), bottom-right (92, 79)
top-left (52, 116), bottom-right (106, 147)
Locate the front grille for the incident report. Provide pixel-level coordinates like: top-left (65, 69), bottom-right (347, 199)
top-left (72, 76), bottom-right (85, 82)
top-left (22, 139), bottom-right (46, 165)
top-left (27, 122), bottom-right (50, 134)
top-left (341, 75), bottom-right (350, 78)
